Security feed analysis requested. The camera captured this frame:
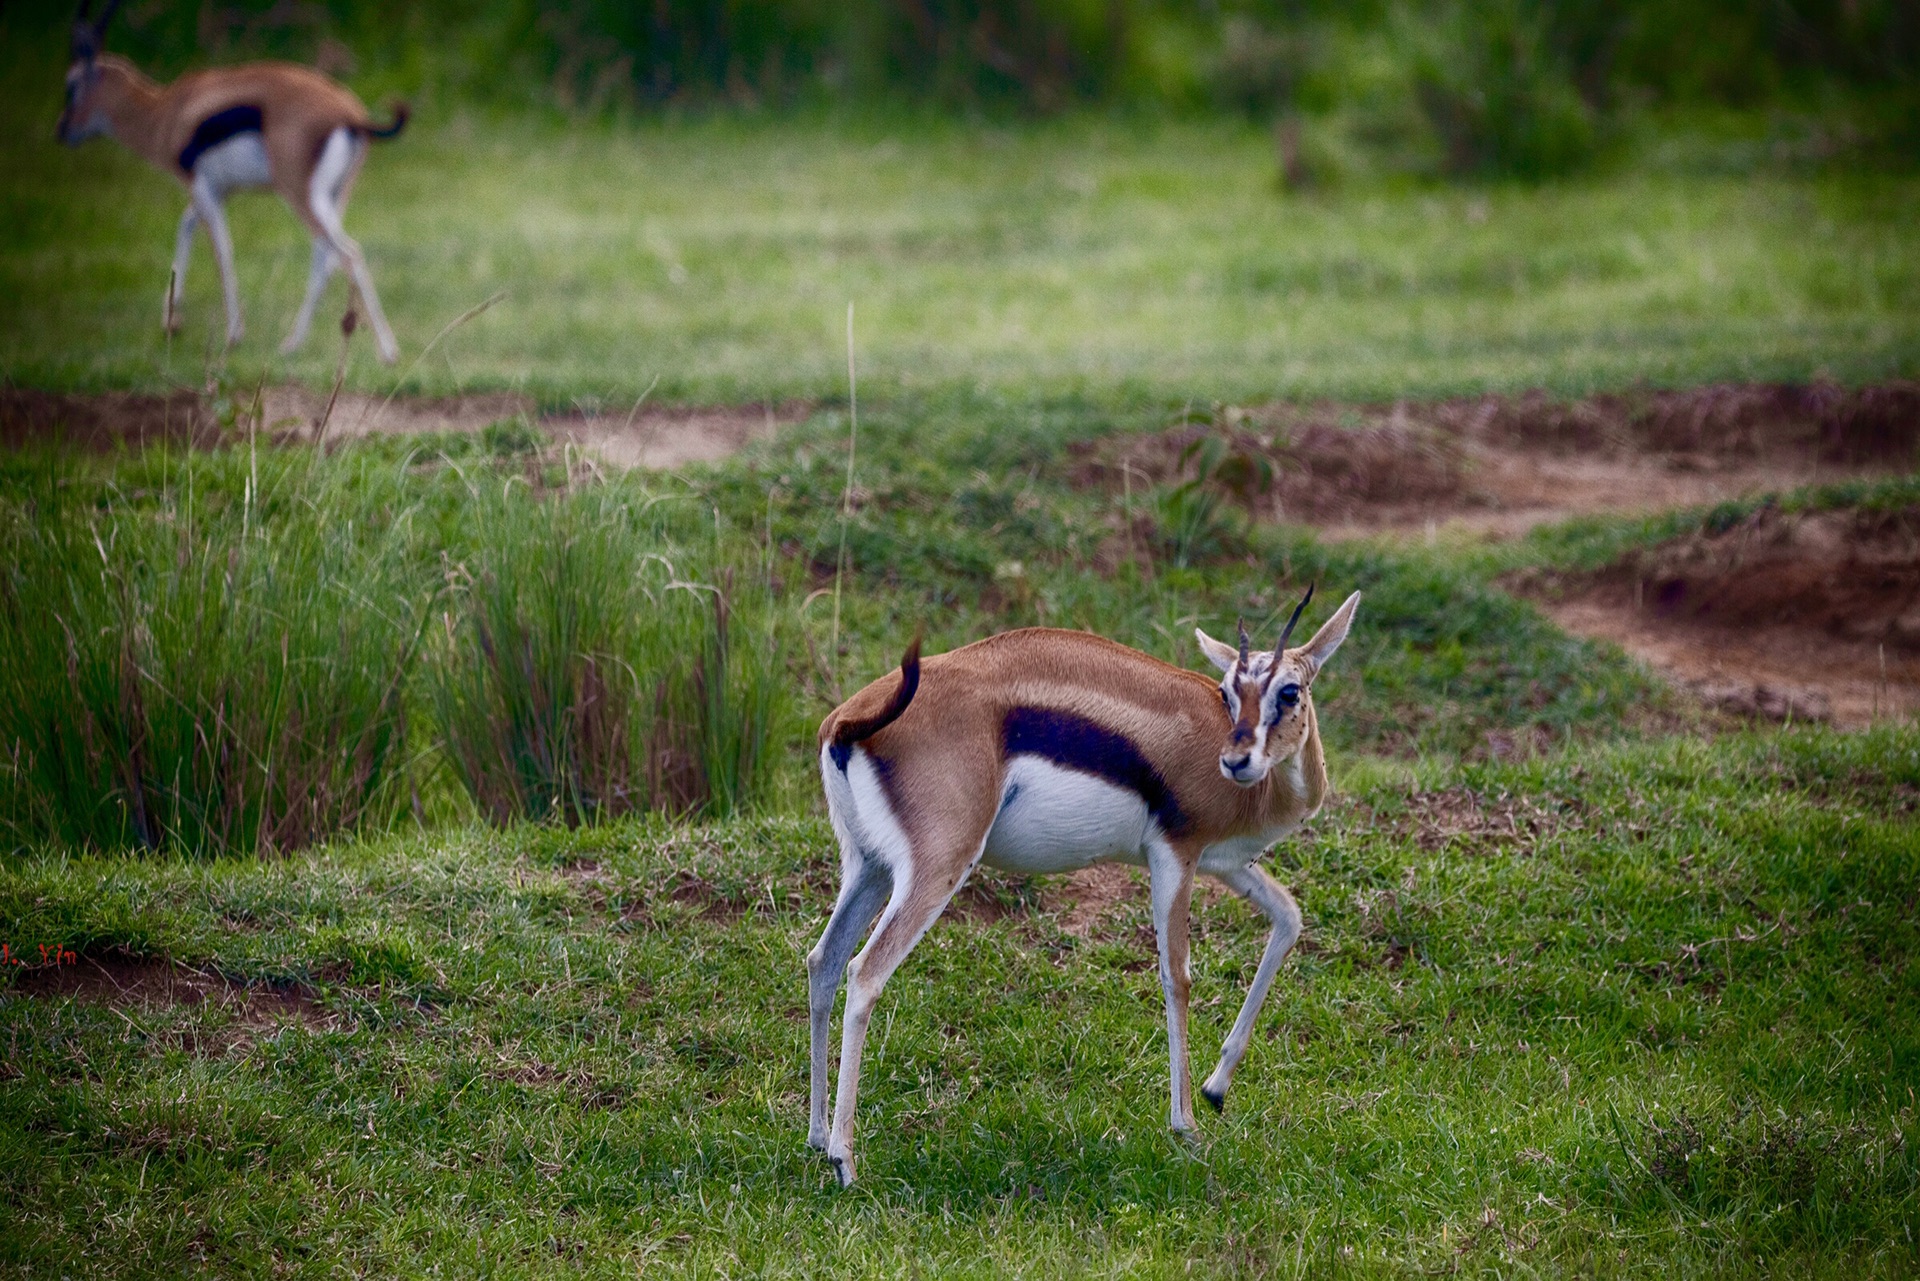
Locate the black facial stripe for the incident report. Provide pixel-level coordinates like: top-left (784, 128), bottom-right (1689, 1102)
top-left (1003, 706), bottom-right (1191, 838)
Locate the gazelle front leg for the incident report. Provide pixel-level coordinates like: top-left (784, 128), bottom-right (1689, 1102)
top-left (1200, 862), bottom-right (1302, 1112)
top-left (1146, 837), bottom-right (1200, 1134)
top-left (165, 204), bottom-right (197, 333)
top-left (281, 239), bottom-right (338, 355)
top-left (189, 176), bottom-right (244, 349)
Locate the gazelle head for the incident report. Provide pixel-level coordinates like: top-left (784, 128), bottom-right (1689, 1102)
top-left (58, 0), bottom-right (122, 145)
top-left (1196, 586), bottom-right (1361, 786)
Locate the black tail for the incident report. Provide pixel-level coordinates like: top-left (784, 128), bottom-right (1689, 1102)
top-left (363, 103), bottom-right (409, 140)
top-left (829, 637), bottom-right (922, 757)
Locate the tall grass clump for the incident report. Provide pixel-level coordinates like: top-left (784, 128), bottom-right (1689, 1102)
top-left (427, 481), bottom-right (785, 826)
top-left (0, 451), bottom-right (426, 857)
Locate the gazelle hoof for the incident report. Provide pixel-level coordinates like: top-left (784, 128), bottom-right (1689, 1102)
top-left (827, 1150), bottom-right (856, 1187)
top-left (1201, 1084), bottom-right (1226, 1114)
top-left (806, 1127), bottom-right (828, 1152)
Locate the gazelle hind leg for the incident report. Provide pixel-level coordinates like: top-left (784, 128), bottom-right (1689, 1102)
top-left (806, 853), bottom-right (891, 1151)
top-left (1147, 838), bottom-right (1200, 1134)
top-left (165, 204), bottom-right (197, 333)
top-left (308, 128), bottom-right (398, 364)
top-left (825, 840), bottom-right (985, 1186)
top-left (1200, 863), bottom-right (1301, 1111)
top-left (281, 239), bottom-right (338, 355)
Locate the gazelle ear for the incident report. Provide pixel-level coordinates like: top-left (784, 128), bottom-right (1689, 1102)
top-left (1194, 628), bottom-right (1239, 674)
top-left (1294, 591), bottom-right (1361, 681)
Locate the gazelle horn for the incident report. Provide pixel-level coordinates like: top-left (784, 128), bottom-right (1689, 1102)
top-left (1275, 583), bottom-right (1315, 653)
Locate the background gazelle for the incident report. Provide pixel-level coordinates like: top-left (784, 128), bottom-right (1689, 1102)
top-left (57, 0), bottom-right (405, 363)
top-left (808, 585), bottom-right (1360, 1185)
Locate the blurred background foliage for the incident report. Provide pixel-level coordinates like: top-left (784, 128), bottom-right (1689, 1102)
top-left (10, 0), bottom-right (1916, 178)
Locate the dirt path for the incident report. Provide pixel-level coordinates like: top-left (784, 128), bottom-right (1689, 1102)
top-left (1, 385), bottom-right (806, 469)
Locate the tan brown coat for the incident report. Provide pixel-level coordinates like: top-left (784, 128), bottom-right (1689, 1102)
top-left (805, 591), bottom-right (1360, 1186)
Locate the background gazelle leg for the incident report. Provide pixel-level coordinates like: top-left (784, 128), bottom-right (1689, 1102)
top-left (306, 128), bottom-right (397, 363)
top-left (1200, 862), bottom-right (1302, 1111)
top-left (164, 204), bottom-right (197, 332)
top-left (281, 238), bottom-right (338, 355)
top-left (188, 175), bottom-right (243, 348)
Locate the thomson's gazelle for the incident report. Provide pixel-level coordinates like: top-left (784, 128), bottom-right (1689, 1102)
top-left (57, 0), bottom-right (405, 362)
top-left (808, 585), bottom-right (1360, 1184)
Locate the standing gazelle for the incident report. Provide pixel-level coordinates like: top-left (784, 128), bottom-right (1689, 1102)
top-left (57, 0), bottom-right (404, 363)
top-left (808, 585), bottom-right (1360, 1184)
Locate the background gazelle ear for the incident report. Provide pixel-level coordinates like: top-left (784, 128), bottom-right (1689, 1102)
top-left (1195, 627), bottom-right (1239, 674)
top-left (1294, 591), bottom-right (1361, 680)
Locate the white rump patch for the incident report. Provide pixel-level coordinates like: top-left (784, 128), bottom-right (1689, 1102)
top-left (819, 744), bottom-right (916, 893)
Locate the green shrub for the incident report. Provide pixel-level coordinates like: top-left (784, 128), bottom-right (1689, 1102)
top-left (0, 451), bottom-right (425, 856)
top-left (426, 483), bottom-right (784, 825)
top-left (1406, 0), bottom-right (1602, 178)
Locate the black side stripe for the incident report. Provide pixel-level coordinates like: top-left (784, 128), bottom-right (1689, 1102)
top-left (179, 104), bottom-right (263, 172)
top-left (1002, 707), bottom-right (1191, 838)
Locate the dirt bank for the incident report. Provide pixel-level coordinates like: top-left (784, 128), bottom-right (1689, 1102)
top-left (1072, 382), bottom-right (1920, 539)
top-left (1507, 502), bottom-right (1920, 728)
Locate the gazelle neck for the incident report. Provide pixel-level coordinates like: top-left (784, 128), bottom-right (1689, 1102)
top-left (92, 57), bottom-right (168, 167)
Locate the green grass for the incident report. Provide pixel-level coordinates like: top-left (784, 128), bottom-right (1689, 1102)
top-left (5, 92), bottom-right (1918, 403)
top-left (5, 40), bottom-right (1919, 1270)
top-left (2, 726), bottom-right (1915, 1275)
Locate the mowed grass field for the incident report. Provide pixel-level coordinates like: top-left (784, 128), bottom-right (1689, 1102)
top-left (3, 37), bottom-right (1919, 403)
top-left (4, 33), bottom-right (1920, 1276)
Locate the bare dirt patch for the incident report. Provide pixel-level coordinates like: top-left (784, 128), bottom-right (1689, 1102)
top-left (5, 951), bottom-right (337, 1049)
top-left (1049, 863), bottom-right (1142, 938)
top-left (1509, 504), bottom-right (1920, 727)
top-left (1, 385), bottom-right (807, 470)
top-left (1072, 382), bottom-right (1920, 541)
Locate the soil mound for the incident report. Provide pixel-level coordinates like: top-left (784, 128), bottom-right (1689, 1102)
top-left (1509, 504), bottom-right (1920, 727)
top-left (1072, 382), bottom-right (1920, 539)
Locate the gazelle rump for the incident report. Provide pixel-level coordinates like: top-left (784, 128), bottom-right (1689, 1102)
top-left (807, 587), bottom-right (1361, 1185)
top-left (57, 0), bottom-right (405, 363)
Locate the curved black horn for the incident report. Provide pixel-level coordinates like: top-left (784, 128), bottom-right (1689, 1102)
top-left (1275, 583), bottom-right (1316, 652)
top-left (72, 0), bottom-right (96, 56)
top-left (1235, 617), bottom-right (1250, 669)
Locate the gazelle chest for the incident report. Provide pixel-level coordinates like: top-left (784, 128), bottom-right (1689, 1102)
top-left (981, 756), bottom-right (1154, 873)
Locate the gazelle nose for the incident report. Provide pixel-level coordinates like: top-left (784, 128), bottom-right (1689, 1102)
top-left (1221, 753), bottom-right (1251, 775)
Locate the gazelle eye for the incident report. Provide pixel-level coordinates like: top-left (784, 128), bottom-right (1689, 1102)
top-left (1219, 687), bottom-right (1232, 711)
top-left (1279, 683), bottom-right (1301, 707)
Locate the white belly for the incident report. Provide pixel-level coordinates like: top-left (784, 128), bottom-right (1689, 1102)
top-left (981, 757), bottom-right (1153, 873)
top-left (195, 134), bottom-right (272, 194)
